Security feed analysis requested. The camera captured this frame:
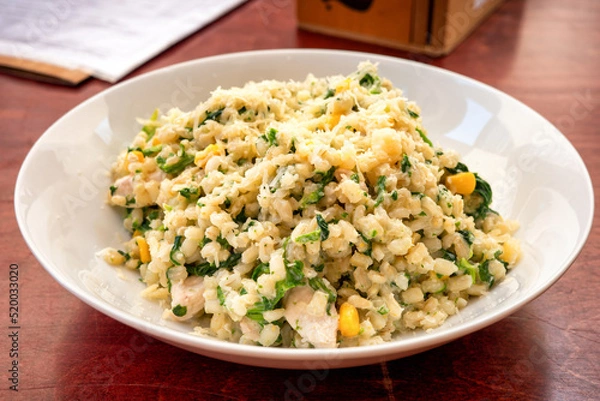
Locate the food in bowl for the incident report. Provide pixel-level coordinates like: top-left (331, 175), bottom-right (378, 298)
top-left (102, 62), bottom-right (520, 348)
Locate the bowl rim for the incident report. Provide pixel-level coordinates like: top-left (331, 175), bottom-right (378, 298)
top-left (14, 48), bottom-right (595, 367)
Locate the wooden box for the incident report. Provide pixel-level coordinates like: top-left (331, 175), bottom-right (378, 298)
top-left (297, 0), bottom-right (506, 56)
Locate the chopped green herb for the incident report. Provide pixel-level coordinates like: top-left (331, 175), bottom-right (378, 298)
top-left (170, 235), bottom-right (184, 266)
top-left (186, 252), bottom-right (242, 277)
top-left (142, 109), bottom-right (159, 139)
top-left (458, 230), bottom-right (474, 246)
top-left (441, 249), bottom-right (457, 262)
top-left (416, 127), bottom-right (433, 147)
top-left (470, 174), bottom-right (495, 220)
top-left (237, 106), bottom-right (247, 115)
top-left (236, 158), bottom-right (247, 166)
top-left (157, 145), bottom-right (195, 175)
top-left (109, 185), bottom-right (117, 196)
top-left (308, 277), bottom-right (337, 315)
top-left (117, 250), bottom-right (130, 261)
top-left (172, 304), bottom-right (187, 317)
top-left (418, 211), bottom-right (427, 217)
top-left (374, 175), bottom-right (386, 207)
top-left (234, 207), bottom-right (247, 224)
top-left (217, 286), bottom-right (226, 306)
top-left (401, 154), bottom-right (412, 176)
top-left (125, 196), bottom-right (136, 205)
top-left (247, 258), bottom-right (305, 324)
top-left (359, 73), bottom-right (374, 88)
top-left (166, 266), bottom-right (174, 292)
top-left (350, 173), bottom-right (360, 183)
top-left (407, 109), bottom-right (419, 119)
top-left (142, 144), bottom-right (162, 156)
top-left (446, 162), bottom-right (469, 174)
top-left (324, 88), bottom-right (335, 99)
top-left (295, 230), bottom-right (321, 244)
top-left (391, 190), bottom-right (398, 201)
top-left (458, 258), bottom-right (478, 283)
top-left (313, 263), bottom-right (325, 273)
top-left (377, 305), bottom-right (389, 315)
top-left (199, 107), bottom-right (225, 126)
top-left (300, 167), bottom-right (336, 208)
top-left (251, 262), bottom-right (270, 281)
top-left (261, 128), bottom-right (279, 147)
top-left (179, 186), bottom-right (199, 199)
top-left (358, 232), bottom-right (373, 257)
top-left (245, 296), bottom-right (275, 325)
top-left (216, 235), bottom-right (229, 248)
top-left (479, 259), bottom-right (495, 287)
top-left (316, 214), bottom-right (329, 241)
top-left (494, 249), bottom-right (508, 267)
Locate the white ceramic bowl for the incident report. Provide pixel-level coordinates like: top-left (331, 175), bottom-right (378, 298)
top-left (15, 49), bottom-right (594, 369)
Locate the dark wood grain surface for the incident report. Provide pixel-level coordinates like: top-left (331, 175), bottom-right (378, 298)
top-left (1, 0), bottom-right (598, 400)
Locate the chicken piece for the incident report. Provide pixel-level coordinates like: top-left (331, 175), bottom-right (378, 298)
top-left (283, 286), bottom-right (338, 348)
top-left (113, 175), bottom-right (134, 198)
top-left (170, 276), bottom-right (205, 320)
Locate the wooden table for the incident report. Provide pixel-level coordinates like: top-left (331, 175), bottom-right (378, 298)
top-left (1, 0), bottom-right (598, 399)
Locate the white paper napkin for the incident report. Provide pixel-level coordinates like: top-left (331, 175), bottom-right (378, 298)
top-left (0, 0), bottom-right (247, 82)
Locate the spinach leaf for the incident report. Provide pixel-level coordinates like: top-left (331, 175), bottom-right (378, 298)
top-left (458, 230), bottom-right (474, 246)
top-left (251, 262), bottom-right (270, 281)
top-left (261, 128), bottom-right (278, 147)
top-left (401, 154), bottom-right (412, 176)
top-left (407, 109), bottom-right (419, 118)
top-left (479, 259), bottom-right (495, 287)
top-left (172, 304), bottom-right (187, 317)
top-left (199, 107), bottom-right (225, 126)
top-left (142, 109), bottom-right (159, 139)
top-left (316, 214), bottom-right (329, 241)
top-left (300, 167), bottom-right (336, 208)
top-left (308, 277), bottom-right (337, 315)
top-left (170, 235), bottom-right (184, 265)
top-left (179, 186), bottom-right (199, 200)
top-left (295, 230), bottom-right (321, 244)
top-left (186, 252), bottom-right (242, 277)
top-left (157, 145), bottom-right (195, 175)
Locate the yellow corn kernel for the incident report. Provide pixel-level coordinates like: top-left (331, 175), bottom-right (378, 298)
top-left (327, 112), bottom-right (341, 130)
top-left (136, 237), bottom-right (151, 264)
top-left (335, 78), bottom-right (351, 94)
top-left (445, 172), bottom-right (476, 195)
top-left (194, 144), bottom-right (221, 168)
top-left (132, 230), bottom-right (142, 238)
top-left (124, 150), bottom-right (145, 172)
top-left (339, 302), bottom-right (360, 337)
top-left (499, 238), bottom-right (520, 265)
top-left (151, 136), bottom-right (161, 146)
